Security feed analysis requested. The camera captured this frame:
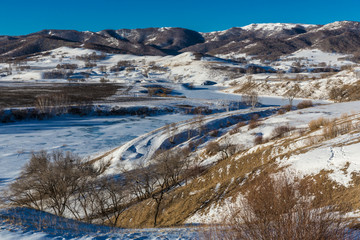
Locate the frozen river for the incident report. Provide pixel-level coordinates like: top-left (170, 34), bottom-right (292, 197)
top-left (0, 114), bottom-right (192, 184)
top-left (0, 84), bottom-right (330, 185)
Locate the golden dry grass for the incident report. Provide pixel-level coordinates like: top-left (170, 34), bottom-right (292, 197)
top-left (111, 112), bottom-right (360, 228)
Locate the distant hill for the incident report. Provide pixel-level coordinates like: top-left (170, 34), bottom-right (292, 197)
top-left (1, 21), bottom-right (360, 60)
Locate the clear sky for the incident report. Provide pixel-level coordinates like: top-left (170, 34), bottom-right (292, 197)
top-left (1, 0), bottom-right (360, 36)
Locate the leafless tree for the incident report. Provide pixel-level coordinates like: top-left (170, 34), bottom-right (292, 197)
top-left (35, 93), bottom-right (70, 115)
top-left (124, 164), bottom-right (157, 201)
top-left (197, 115), bottom-right (204, 135)
top-left (219, 136), bottom-right (238, 159)
top-left (6, 151), bottom-right (49, 211)
top-left (35, 95), bottom-right (52, 114)
top-left (283, 83), bottom-right (301, 107)
top-left (242, 91), bottom-right (259, 109)
top-left (5, 150), bottom-right (96, 217)
top-left (124, 148), bottom-right (190, 227)
top-left (165, 122), bottom-right (177, 144)
top-left (92, 176), bottom-right (127, 226)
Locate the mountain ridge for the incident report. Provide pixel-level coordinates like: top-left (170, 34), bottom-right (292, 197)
top-left (1, 21), bottom-right (360, 60)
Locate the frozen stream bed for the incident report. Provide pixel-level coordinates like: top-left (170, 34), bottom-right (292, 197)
top-left (0, 114), bottom-right (192, 185)
top-left (0, 84), bottom-right (330, 185)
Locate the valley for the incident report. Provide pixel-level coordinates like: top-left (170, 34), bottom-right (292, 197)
top-left (1, 21), bottom-right (360, 239)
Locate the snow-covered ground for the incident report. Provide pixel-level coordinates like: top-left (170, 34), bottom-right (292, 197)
top-left (0, 114), bottom-right (192, 186)
top-left (1, 45), bottom-right (360, 238)
top-left (0, 208), bottom-right (201, 240)
top-left (279, 49), bottom-right (353, 70)
top-left (186, 101), bottom-right (360, 224)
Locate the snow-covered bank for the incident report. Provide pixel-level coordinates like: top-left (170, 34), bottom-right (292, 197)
top-left (100, 107), bottom-right (279, 174)
top-left (0, 207), bottom-right (201, 240)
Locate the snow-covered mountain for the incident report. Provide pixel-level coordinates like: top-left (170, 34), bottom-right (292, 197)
top-left (1, 21), bottom-right (360, 60)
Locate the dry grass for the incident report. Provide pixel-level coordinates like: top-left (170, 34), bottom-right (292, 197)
top-left (114, 146), bottom-right (271, 228)
top-left (308, 117), bottom-right (330, 131)
top-left (297, 100), bottom-right (313, 109)
top-left (307, 113), bottom-right (360, 140)
top-left (229, 122), bottom-right (246, 135)
top-left (205, 141), bottom-right (221, 156)
top-left (329, 81), bottom-right (360, 102)
top-left (209, 175), bottom-right (349, 240)
top-left (248, 114), bottom-right (260, 130)
top-left (108, 112), bottom-right (360, 229)
top-left (0, 83), bottom-right (123, 108)
top-left (271, 124), bottom-right (294, 139)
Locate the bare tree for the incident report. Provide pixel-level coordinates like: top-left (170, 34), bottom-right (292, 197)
top-left (150, 149), bottom-right (190, 226)
top-left (219, 136), bottom-right (238, 159)
top-left (35, 95), bottom-right (52, 114)
top-left (5, 150), bottom-right (96, 217)
top-left (195, 114), bottom-right (206, 135)
top-left (6, 151), bottom-right (49, 211)
top-left (124, 164), bottom-right (157, 201)
top-left (35, 93), bottom-right (70, 115)
top-left (99, 65), bottom-right (107, 73)
top-left (92, 176), bottom-right (127, 226)
top-left (165, 122), bottom-right (177, 144)
top-left (242, 91), bottom-right (259, 109)
top-left (124, 149), bottom-right (189, 227)
top-left (283, 83), bottom-right (301, 107)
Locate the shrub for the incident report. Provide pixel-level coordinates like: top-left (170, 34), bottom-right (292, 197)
top-left (229, 122), bottom-right (246, 135)
top-left (43, 70), bottom-right (73, 79)
top-left (236, 121), bottom-right (246, 128)
top-left (148, 65), bottom-right (168, 72)
top-left (116, 60), bottom-right (132, 67)
top-left (248, 114), bottom-right (260, 130)
top-left (297, 100), bottom-right (313, 109)
top-left (216, 175), bottom-right (348, 240)
top-left (282, 104), bottom-right (292, 112)
top-left (229, 128), bottom-right (238, 135)
top-left (100, 78), bottom-right (110, 83)
top-left (322, 121), bottom-right (354, 140)
top-left (76, 52), bottom-right (107, 61)
top-left (271, 125), bottom-right (293, 139)
top-left (56, 64), bottom-right (78, 70)
top-left (99, 65), bottom-right (107, 72)
top-left (277, 108), bottom-right (286, 115)
top-left (209, 129), bottom-right (219, 137)
top-left (329, 82), bottom-right (360, 102)
top-left (110, 65), bottom-right (125, 72)
top-left (308, 117), bottom-right (329, 131)
top-left (11, 109), bottom-right (29, 121)
top-left (254, 135), bottom-right (263, 145)
top-left (84, 62), bottom-right (97, 68)
top-left (235, 80), bottom-right (256, 94)
top-left (205, 141), bottom-right (221, 156)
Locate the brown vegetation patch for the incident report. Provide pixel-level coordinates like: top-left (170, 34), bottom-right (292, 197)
top-left (0, 83), bottom-right (123, 108)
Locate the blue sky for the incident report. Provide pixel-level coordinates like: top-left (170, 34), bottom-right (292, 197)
top-left (1, 0), bottom-right (360, 35)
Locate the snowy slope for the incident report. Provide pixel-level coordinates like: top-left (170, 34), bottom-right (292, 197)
top-left (184, 101), bottom-right (360, 224)
top-left (0, 208), bottom-right (201, 240)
